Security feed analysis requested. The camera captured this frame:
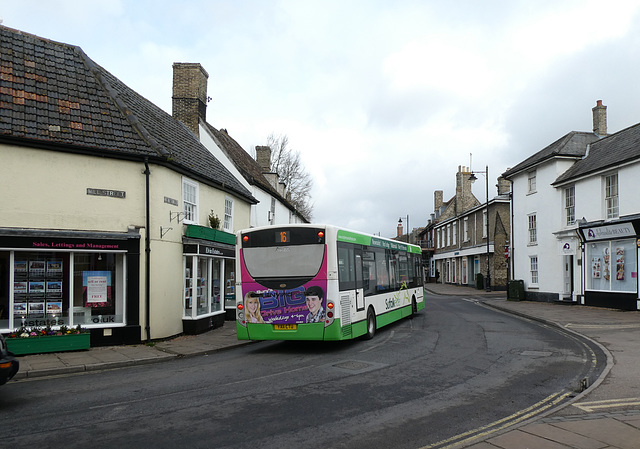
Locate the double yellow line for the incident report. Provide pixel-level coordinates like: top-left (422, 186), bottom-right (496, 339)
top-left (421, 390), bottom-right (573, 449)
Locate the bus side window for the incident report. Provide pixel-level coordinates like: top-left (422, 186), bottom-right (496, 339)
top-left (375, 248), bottom-right (389, 292)
top-left (338, 243), bottom-right (355, 291)
top-left (363, 251), bottom-right (376, 296)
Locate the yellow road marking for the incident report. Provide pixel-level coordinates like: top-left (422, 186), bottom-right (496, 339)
top-left (421, 391), bottom-right (572, 449)
top-left (573, 397), bottom-right (640, 412)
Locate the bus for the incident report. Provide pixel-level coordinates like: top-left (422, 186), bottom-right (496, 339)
top-left (235, 224), bottom-right (425, 341)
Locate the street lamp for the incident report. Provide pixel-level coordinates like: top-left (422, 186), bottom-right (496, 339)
top-left (469, 165), bottom-right (491, 292)
top-left (398, 215), bottom-right (409, 243)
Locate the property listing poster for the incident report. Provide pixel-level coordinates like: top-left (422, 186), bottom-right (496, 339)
top-left (13, 256), bottom-right (64, 319)
top-left (83, 271), bottom-right (112, 307)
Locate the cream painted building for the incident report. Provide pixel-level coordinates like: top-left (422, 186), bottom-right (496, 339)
top-left (0, 26), bottom-right (256, 344)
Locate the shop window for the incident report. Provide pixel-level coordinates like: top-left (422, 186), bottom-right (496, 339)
top-left (0, 252), bottom-right (8, 329)
top-left (3, 251), bottom-right (125, 331)
top-left (73, 252), bottom-right (125, 326)
top-left (185, 255), bottom-right (228, 318)
top-left (587, 239), bottom-right (636, 293)
top-left (224, 259), bottom-right (235, 310)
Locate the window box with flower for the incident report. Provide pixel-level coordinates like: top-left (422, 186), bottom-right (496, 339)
top-left (5, 325), bottom-right (90, 355)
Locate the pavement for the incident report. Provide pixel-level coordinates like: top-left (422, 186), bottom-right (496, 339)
top-left (7, 283), bottom-right (640, 448)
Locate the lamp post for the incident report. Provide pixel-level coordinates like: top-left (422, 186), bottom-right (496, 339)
top-left (469, 165), bottom-right (491, 292)
top-left (398, 215), bottom-right (409, 243)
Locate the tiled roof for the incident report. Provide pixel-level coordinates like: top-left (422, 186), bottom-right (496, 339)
top-left (502, 131), bottom-right (600, 179)
top-left (0, 26), bottom-right (255, 202)
top-left (553, 122), bottom-right (640, 185)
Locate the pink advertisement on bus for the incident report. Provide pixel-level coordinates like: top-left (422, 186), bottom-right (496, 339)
top-left (240, 254), bottom-right (328, 325)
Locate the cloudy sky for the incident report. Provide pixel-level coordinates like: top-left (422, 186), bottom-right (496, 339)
top-left (4, 1), bottom-right (640, 237)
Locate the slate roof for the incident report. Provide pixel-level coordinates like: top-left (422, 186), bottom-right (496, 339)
top-left (553, 122), bottom-right (640, 185)
top-left (502, 131), bottom-right (600, 179)
top-left (0, 26), bottom-right (255, 203)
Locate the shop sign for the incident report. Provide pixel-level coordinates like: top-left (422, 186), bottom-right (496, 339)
top-left (184, 243), bottom-right (234, 258)
top-left (200, 244), bottom-right (233, 257)
top-left (559, 240), bottom-right (576, 255)
top-left (86, 188), bottom-right (126, 199)
top-left (584, 223), bottom-right (636, 241)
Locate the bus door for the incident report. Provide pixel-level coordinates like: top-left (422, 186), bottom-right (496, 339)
top-left (355, 248), bottom-right (365, 311)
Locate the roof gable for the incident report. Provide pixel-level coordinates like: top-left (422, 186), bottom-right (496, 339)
top-left (0, 26), bottom-right (254, 202)
top-left (553, 122), bottom-right (640, 185)
top-left (502, 131), bottom-right (600, 179)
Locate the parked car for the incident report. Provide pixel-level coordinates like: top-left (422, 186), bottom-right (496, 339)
top-left (0, 334), bottom-right (19, 385)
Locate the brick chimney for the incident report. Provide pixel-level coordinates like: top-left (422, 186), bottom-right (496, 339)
top-left (397, 220), bottom-right (404, 238)
top-left (434, 190), bottom-right (443, 217)
top-left (592, 100), bottom-right (607, 136)
top-left (455, 165), bottom-right (474, 214)
top-left (172, 63), bottom-right (209, 137)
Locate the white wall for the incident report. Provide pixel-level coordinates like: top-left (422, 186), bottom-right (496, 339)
top-left (511, 160), bottom-right (567, 295)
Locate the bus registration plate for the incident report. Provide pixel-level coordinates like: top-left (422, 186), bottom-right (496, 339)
top-left (274, 324), bottom-right (297, 330)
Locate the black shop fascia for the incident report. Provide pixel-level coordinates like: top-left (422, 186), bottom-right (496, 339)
top-left (578, 215), bottom-right (640, 311)
top-left (0, 228), bottom-right (141, 346)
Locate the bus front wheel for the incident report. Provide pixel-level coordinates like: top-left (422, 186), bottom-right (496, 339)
top-left (364, 308), bottom-right (376, 340)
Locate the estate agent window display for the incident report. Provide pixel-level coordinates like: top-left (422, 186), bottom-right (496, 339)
top-left (0, 250), bottom-right (126, 332)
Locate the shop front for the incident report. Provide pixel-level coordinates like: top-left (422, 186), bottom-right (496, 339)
top-left (182, 225), bottom-right (236, 334)
top-left (579, 218), bottom-right (640, 311)
top-left (0, 229), bottom-right (141, 346)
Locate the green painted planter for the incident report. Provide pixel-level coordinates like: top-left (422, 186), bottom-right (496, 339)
top-left (6, 333), bottom-right (90, 355)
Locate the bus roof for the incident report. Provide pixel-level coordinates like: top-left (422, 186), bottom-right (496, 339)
top-left (335, 229), bottom-right (421, 254)
top-left (239, 224), bottom-right (422, 254)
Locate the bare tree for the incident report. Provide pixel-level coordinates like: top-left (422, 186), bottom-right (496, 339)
top-left (266, 133), bottom-right (314, 220)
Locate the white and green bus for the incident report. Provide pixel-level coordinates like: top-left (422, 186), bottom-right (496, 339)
top-left (236, 224), bottom-right (424, 341)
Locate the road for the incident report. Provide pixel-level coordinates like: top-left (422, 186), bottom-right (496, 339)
top-left (0, 294), bottom-right (605, 449)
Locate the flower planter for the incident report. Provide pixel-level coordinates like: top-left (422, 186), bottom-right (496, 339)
top-left (6, 333), bottom-right (90, 356)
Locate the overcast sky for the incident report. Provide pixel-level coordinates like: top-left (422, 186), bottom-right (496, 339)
top-left (4, 1), bottom-right (640, 237)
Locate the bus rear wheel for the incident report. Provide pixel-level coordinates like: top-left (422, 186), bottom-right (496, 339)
top-left (364, 308), bottom-right (376, 340)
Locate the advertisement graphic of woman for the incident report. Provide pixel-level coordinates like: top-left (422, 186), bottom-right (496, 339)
top-left (304, 286), bottom-right (325, 323)
top-left (244, 293), bottom-right (265, 323)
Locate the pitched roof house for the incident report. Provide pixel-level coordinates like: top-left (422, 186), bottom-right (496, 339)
top-left (503, 100), bottom-right (640, 310)
top-left (0, 26), bottom-right (256, 343)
